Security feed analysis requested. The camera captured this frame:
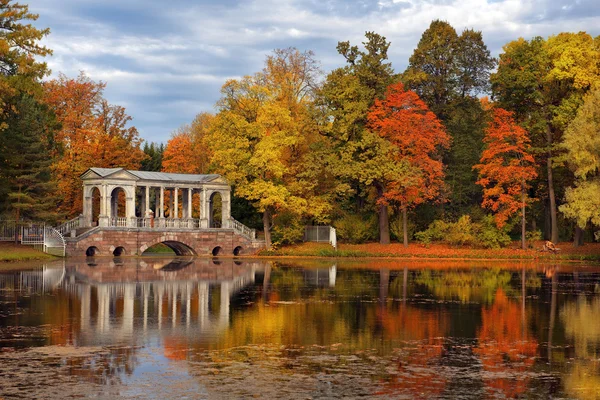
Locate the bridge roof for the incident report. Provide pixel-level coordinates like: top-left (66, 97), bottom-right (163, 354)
top-left (83, 168), bottom-right (222, 184)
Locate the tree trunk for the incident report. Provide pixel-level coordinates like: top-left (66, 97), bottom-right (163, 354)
top-left (262, 209), bottom-right (272, 249)
top-left (375, 183), bottom-right (390, 244)
top-left (574, 226), bottom-right (584, 247)
top-left (402, 206), bottom-right (408, 248)
top-left (546, 123), bottom-right (559, 243)
top-left (521, 186), bottom-right (526, 251)
top-left (14, 185), bottom-right (21, 245)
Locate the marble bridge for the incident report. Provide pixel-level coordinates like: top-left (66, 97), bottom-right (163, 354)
top-left (59, 168), bottom-right (265, 257)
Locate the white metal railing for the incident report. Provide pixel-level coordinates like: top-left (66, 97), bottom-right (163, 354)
top-left (0, 221), bottom-right (66, 256)
top-left (230, 218), bottom-right (256, 239)
top-left (304, 225), bottom-right (337, 249)
top-left (0, 220), bottom-right (17, 241)
top-left (56, 215), bottom-right (84, 235)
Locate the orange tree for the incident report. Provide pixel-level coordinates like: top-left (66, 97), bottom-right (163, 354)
top-left (368, 82), bottom-right (449, 246)
top-left (44, 73), bottom-right (146, 218)
top-left (474, 107), bottom-right (537, 249)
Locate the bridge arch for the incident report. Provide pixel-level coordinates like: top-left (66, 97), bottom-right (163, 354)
top-left (140, 235), bottom-right (197, 256)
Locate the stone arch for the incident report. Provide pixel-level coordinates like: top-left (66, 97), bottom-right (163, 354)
top-left (86, 246), bottom-right (100, 257)
top-left (209, 191), bottom-right (223, 228)
top-left (233, 246), bottom-right (243, 256)
top-left (113, 246), bottom-right (126, 256)
top-left (139, 235), bottom-right (197, 256)
top-left (110, 186), bottom-right (128, 218)
top-left (212, 246), bottom-right (222, 256)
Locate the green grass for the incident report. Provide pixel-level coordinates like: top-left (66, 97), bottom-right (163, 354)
top-left (0, 243), bottom-right (57, 262)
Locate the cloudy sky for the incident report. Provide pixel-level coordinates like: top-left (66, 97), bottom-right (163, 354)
top-left (28, 0), bottom-right (600, 143)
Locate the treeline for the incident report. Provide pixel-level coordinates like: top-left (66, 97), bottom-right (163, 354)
top-left (1, 0), bottom-right (598, 250)
top-left (162, 24), bottom-right (599, 249)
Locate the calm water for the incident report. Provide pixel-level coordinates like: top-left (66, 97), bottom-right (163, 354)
top-left (1, 257), bottom-right (600, 399)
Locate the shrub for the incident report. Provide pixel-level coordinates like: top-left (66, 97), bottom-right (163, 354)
top-left (271, 212), bottom-right (305, 246)
top-left (415, 214), bottom-right (511, 249)
top-left (334, 213), bottom-right (376, 244)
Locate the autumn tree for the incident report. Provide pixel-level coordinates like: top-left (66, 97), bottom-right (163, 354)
top-left (162, 112), bottom-right (213, 174)
top-left (474, 107), bottom-right (537, 250)
top-left (559, 88), bottom-right (600, 244)
top-left (403, 21), bottom-right (495, 219)
top-left (208, 48), bottom-right (336, 248)
top-left (43, 72), bottom-right (147, 217)
top-left (492, 32), bottom-right (600, 242)
top-left (319, 32), bottom-right (410, 244)
top-left (0, 0), bottom-right (57, 222)
top-left (368, 82), bottom-right (449, 246)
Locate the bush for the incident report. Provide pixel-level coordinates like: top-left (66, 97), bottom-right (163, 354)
top-left (334, 213), bottom-right (376, 244)
top-left (415, 214), bottom-right (511, 249)
top-left (271, 212), bottom-right (305, 246)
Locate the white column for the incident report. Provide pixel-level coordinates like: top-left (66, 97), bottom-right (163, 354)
top-left (222, 191), bottom-right (231, 228)
top-left (174, 187), bottom-right (179, 219)
top-left (99, 184), bottom-right (109, 227)
top-left (145, 186), bottom-right (150, 212)
top-left (200, 188), bottom-right (208, 228)
top-left (159, 186), bottom-right (165, 218)
top-left (126, 187), bottom-right (136, 227)
top-left (187, 189), bottom-right (193, 220)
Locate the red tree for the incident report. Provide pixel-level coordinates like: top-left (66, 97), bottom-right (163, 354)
top-left (368, 82), bottom-right (450, 246)
top-left (474, 107), bottom-right (537, 250)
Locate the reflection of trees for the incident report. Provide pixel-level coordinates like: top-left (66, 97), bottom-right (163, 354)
top-left (65, 346), bottom-right (138, 385)
top-left (415, 268), bottom-right (516, 304)
top-left (474, 288), bottom-right (537, 398)
top-left (560, 295), bottom-right (600, 400)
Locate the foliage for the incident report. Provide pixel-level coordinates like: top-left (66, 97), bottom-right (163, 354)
top-left (208, 48), bottom-right (333, 248)
top-left (271, 211), bottom-right (305, 246)
top-left (0, 94), bottom-right (60, 222)
top-left (474, 107), bottom-right (537, 228)
top-left (415, 215), bottom-right (511, 249)
top-left (43, 72), bottom-right (147, 217)
top-left (560, 88), bottom-right (600, 228)
top-left (162, 112), bottom-right (213, 173)
top-left (491, 32), bottom-right (600, 242)
top-left (334, 213), bottom-right (376, 244)
top-left (141, 142), bottom-right (164, 171)
top-left (368, 82), bottom-right (450, 208)
top-left (319, 32), bottom-right (406, 244)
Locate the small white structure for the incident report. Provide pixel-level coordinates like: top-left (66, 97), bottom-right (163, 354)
top-left (81, 168), bottom-right (232, 229)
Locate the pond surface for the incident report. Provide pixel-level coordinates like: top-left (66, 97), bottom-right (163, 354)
top-left (1, 257), bottom-right (599, 399)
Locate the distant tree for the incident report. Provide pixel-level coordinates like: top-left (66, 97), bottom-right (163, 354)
top-left (162, 112), bottom-right (214, 174)
top-left (474, 107), bottom-right (537, 250)
top-left (368, 82), bottom-right (449, 246)
top-left (559, 88), bottom-right (600, 243)
top-left (141, 142), bottom-right (164, 172)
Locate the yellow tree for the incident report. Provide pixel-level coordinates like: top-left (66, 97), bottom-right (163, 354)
top-left (162, 112), bottom-right (214, 174)
top-left (208, 48), bottom-right (336, 248)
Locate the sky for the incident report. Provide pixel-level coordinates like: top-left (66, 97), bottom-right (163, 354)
top-left (27, 0), bottom-right (600, 144)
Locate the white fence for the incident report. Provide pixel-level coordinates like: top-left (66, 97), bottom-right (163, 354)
top-left (0, 221), bottom-right (66, 257)
top-left (304, 226), bottom-right (337, 249)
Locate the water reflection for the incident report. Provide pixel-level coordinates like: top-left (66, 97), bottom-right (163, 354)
top-left (1, 258), bottom-right (600, 399)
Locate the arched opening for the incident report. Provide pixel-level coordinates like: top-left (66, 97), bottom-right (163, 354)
top-left (110, 187), bottom-right (127, 225)
top-left (233, 246), bottom-right (243, 256)
top-left (209, 192), bottom-right (222, 228)
top-left (212, 246), bottom-right (222, 256)
top-left (91, 186), bottom-right (101, 226)
top-left (141, 241), bottom-right (196, 256)
top-left (113, 246), bottom-right (126, 256)
top-left (86, 246), bottom-right (99, 257)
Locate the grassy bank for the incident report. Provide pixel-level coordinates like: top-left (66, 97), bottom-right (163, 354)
top-left (0, 242), bottom-right (57, 262)
top-left (259, 241), bottom-right (600, 262)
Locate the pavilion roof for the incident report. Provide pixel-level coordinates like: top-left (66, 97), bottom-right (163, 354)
top-left (83, 168), bottom-right (222, 184)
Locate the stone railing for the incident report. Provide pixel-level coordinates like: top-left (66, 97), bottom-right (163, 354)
top-left (230, 218), bottom-right (256, 239)
top-left (56, 215), bottom-right (84, 235)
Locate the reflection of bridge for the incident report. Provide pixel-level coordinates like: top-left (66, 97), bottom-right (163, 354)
top-left (0, 259), bottom-right (337, 346)
top-left (62, 168), bottom-right (265, 257)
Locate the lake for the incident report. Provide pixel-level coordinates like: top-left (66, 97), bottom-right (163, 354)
top-left (1, 257), bottom-right (599, 399)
